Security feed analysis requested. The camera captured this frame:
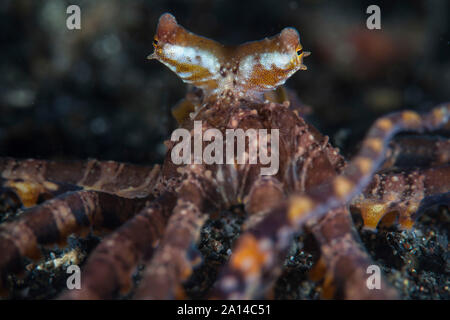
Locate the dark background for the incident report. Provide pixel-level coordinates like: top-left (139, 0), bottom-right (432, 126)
top-left (1, 0), bottom-right (449, 164)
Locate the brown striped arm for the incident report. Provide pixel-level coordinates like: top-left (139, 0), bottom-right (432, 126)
top-left (310, 206), bottom-right (398, 299)
top-left (0, 177), bottom-right (82, 208)
top-left (133, 175), bottom-right (285, 300)
top-left (209, 103), bottom-right (450, 299)
top-left (241, 176), bottom-right (285, 230)
top-left (0, 158), bottom-right (160, 204)
top-left (58, 192), bottom-right (177, 299)
top-left (240, 174), bottom-right (398, 299)
top-left (0, 190), bottom-right (151, 295)
top-left (351, 165), bottom-right (450, 230)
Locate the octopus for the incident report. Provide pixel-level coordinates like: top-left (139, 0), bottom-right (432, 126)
top-left (0, 13), bottom-right (449, 300)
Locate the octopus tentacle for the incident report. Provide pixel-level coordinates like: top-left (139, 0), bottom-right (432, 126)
top-left (134, 172), bottom-right (221, 299)
top-left (351, 165), bottom-right (450, 230)
top-left (241, 176), bottom-right (285, 230)
top-left (134, 198), bottom-right (206, 299)
top-left (310, 206), bottom-right (398, 299)
top-left (0, 158), bottom-right (160, 202)
top-left (0, 190), bottom-right (151, 295)
top-left (58, 191), bottom-right (177, 299)
top-left (210, 104), bottom-right (449, 299)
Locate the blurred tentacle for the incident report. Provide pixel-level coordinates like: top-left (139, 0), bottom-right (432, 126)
top-left (241, 176), bottom-right (285, 230)
top-left (263, 86), bottom-right (312, 117)
top-left (351, 165), bottom-right (450, 230)
top-left (0, 177), bottom-right (82, 208)
top-left (58, 191), bottom-right (177, 300)
top-left (0, 158), bottom-right (160, 201)
top-left (134, 198), bottom-right (206, 299)
top-left (310, 206), bottom-right (398, 299)
top-left (382, 135), bottom-right (450, 169)
top-left (171, 88), bottom-right (203, 125)
top-left (210, 104), bottom-right (450, 299)
top-left (0, 190), bottom-right (151, 294)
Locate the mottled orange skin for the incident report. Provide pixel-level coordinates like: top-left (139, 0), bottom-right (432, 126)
top-left (148, 13), bottom-right (309, 100)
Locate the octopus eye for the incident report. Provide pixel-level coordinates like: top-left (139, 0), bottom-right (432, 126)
top-left (296, 48), bottom-right (303, 56)
top-left (153, 39), bottom-right (159, 46)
